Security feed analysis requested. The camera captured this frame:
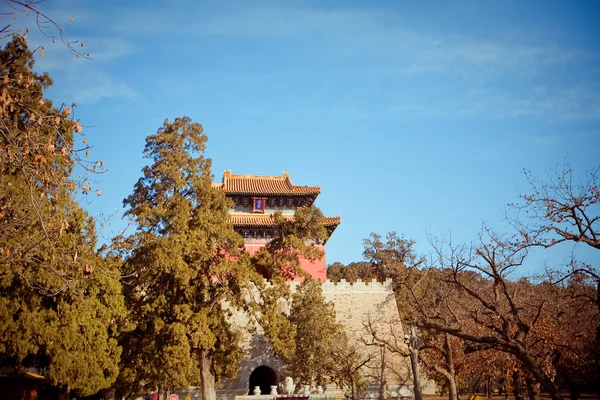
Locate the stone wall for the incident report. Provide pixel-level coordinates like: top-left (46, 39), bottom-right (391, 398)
top-left (218, 278), bottom-right (414, 400)
top-left (144, 278), bottom-right (435, 400)
top-left (320, 279), bottom-right (411, 394)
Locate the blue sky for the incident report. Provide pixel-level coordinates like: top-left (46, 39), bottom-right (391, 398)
top-left (7, 0), bottom-right (600, 272)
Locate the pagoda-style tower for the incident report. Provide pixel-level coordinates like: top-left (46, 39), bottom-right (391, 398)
top-left (213, 170), bottom-right (340, 281)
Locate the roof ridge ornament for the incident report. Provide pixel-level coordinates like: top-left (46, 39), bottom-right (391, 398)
top-left (223, 169), bottom-right (231, 183)
top-left (216, 171), bottom-right (320, 196)
top-left (282, 171), bottom-right (293, 189)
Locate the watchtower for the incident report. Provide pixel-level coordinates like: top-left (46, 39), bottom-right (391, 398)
top-left (213, 170), bottom-right (340, 280)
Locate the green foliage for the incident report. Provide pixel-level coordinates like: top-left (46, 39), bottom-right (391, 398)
top-left (329, 232), bottom-right (425, 321)
top-left (329, 336), bottom-right (372, 400)
top-left (284, 278), bottom-right (347, 386)
top-left (253, 206), bottom-right (330, 362)
top-left (117, 116), bottom-right (262, 397)
top-left (253, 206), bottom-right (328, 282)
top-left (326, 261), bottom-right (376, 283)
top-left (1, 35), bottom-right (86, 295)
top-left (363, 232), bottom-right (424, 283)
top-left (0, 36), bottom-right (125, 396)
top-left (281, 279), bottom-right (372, 398)
top-left (328, 232), bottom-right (424, 286)
top-left (260, 287), bottom-right (297, 361)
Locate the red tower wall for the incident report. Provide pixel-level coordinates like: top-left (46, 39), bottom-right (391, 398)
top-left (243, 243), bottom-right (327, 281)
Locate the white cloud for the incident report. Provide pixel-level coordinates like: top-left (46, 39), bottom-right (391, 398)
top-left (69, 72), bottom-right (141, 104)
top-left (81, 37), bottom-right (134, 62)
top-left (43, 69), bottom-right (142, 105)
top-left (105, 2), bottom-right (380, 38)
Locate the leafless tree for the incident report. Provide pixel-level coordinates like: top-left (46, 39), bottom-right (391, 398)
top-left (413, 233), bottom-right (565, 400)
top-left (2, 0), bottom-right (90, 58)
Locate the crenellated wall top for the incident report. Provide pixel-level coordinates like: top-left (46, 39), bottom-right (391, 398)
top-left (285, 278), bottom-right (393, 293)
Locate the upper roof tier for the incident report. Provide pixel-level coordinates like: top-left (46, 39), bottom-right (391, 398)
top-left (213, 170), bottom-right (321, 196)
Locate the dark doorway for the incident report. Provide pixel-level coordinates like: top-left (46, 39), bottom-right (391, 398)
top-left (248, 365), bottom-right (277, 395)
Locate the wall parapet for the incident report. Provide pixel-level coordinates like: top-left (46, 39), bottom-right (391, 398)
top-left (286, 278), bottom-right (393, 293)
top-left (321, 278), bottom-right (393, 293)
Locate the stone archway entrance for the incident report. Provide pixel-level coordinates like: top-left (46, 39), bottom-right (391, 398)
top-left (248, 365), bottom-right (277, 395)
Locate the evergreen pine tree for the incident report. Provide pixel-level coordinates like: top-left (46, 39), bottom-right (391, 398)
top-left (0, 36), bottom-right (125, 397)
top-left (118, 116), bottom-right (263, 400)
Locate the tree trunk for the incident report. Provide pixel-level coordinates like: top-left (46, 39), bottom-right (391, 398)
top-left (444, 334), bottom-right (458, 400)
top-left (512, 370), bottom-right (523, 400)
top-left (472, 376), bottom-right (481, 395)
top-left (58, 386), bottom-right (70, 400)
top-left (409, 324), bottom-right (423, 400)
top-left (502, 380), bottom-right (509, 400)
top-left (567, 381), bottom-right (580, 400)
top-left (525, 377), bottom-right (539, 400)
top-left (351, 377), bottom-right (357, 400)
top-left (595, 278), bottom-right (600, 399)
top-left (485, 377), bottom-right (491, 398)
top-left (379, 345), bottom-right (387, 400)
top-left (433, 365), bottom-right (458, 400)
top-left (99, 386), bottom-right (117, 400)
top-left (447, 377), bottom-right (458, 400)
top-left (515, 347), bottom-right (563, 400)
top-left (200, 349), bottom-right (216, 400)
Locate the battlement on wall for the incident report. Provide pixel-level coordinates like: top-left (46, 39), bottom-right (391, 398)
top-left (254, 278), bottom-right (394, 293)
top-left (275, 278), bottom-right (394, 293)
top-left (320, 278), bottom-right (393, 292)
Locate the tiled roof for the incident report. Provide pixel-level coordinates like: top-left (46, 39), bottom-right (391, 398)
top-left (214, 170), bottom-right (320, 196)
top-left (230, 214), bottom-right (340, 228)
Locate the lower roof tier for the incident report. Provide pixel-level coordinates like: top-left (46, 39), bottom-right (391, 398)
top-left (230, 214), bottom-right (340, 227)
top-left (229, 214), bottom-right (340, 241)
